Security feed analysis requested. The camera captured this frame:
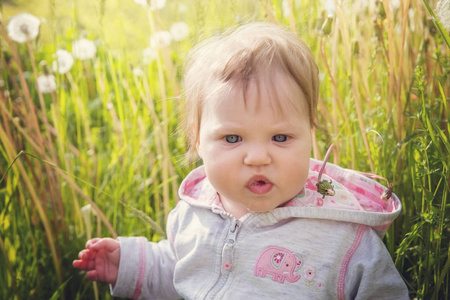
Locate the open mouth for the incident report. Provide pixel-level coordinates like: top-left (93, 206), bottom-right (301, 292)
top-left (246, 176), bottom-right (273, 195)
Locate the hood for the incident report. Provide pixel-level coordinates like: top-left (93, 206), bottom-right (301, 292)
top-left (178, 159), bottom-right (402, 237)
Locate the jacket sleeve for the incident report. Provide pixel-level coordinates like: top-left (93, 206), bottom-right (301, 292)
top-left (344, 227), bottom-right (409, 300)
top-left (110, 208), bottom-right (181, 300)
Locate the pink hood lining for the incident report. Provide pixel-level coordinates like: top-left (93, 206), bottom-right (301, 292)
top-left (178, 159), bottom-right (402, 236)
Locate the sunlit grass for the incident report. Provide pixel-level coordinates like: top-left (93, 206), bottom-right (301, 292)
top-left (0, 0), bottom-right (449, 299)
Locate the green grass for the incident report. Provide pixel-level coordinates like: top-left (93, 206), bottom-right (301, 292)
top-left (0, 0), bottom-right (449, 299)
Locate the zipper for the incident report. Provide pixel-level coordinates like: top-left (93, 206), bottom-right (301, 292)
top-left (205, 218), bottom-right (240, 299)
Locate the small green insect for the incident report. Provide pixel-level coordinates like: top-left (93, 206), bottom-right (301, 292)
top-left (316, 179), bottom-right (335, 199)
top-left (381, 183), bottom-right (393, 202)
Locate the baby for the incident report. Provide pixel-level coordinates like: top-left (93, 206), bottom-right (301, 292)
top-left (73, 22), bottom-right (409, 299)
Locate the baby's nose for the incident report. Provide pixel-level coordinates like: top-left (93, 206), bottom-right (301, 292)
top-left (243, 145), bottom-right (271, 166)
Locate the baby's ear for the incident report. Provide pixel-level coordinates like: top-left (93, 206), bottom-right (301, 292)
top-left (196, 139), bottom-right (203, 159)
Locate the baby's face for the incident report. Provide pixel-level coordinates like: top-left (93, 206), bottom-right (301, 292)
top-left (197, 77), bottom-right (312, 217)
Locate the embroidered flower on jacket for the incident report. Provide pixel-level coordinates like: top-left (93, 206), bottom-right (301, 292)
top-left (37, 74), bottom-right (56, 93)
top-left (273, 252), bottom-right (285, 264)
top-left (170, 22), bottom-right (189, 41)
top-left (304, 266), bottom-right (316, 281)
top-left (7, 13), bottom-right (41, 43)
top-left (150, 31), bottom-right (172, 49)
top-left (72, 39), bottom-right (97, 60)
top-left (53, 49), bottom-right (74, 74)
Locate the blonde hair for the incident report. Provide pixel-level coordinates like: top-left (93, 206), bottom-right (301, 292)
top-left (182, 22), bottom-right (319, 158)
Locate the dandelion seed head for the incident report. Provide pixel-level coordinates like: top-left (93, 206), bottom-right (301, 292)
top-left (133, 0), bottom-right (165, 10)
top-left (150, 0), bottom-right (166, 10)
top-left (322, 0), bottom-right (335, 16)
top-left (134, 0), bottom-right (147, 6)
top-left (53, 49), bottom-right (74, 74)
top-left (409, 8), bottom-right (415, 32)
top-left (133, 67), bottom-right (144, 77)
top-left (178, 4), bottom-right (188, 13)
top-left (7, 13), bottom-right (41, 43)
top-left (143, 47), bottom-right (158, 61)
top-left (282, 0), bottom-right (290, 18)
top-left (22, 71), bottom-right (32, 79)
top-left (81, 204), bottom-right (92, 214)
top-left (64, 152), bottom-right (74, 159)
top-left (72, 38), bottom-right (97, 60)
top-left (150, 31), bottom-right (172, 48)
top-left (170, 22), bottom-right (189, 41)
top-left (37, 74), bottom-right (56, 94)
top-left (436, 0), bottom-right (450, 31)
top-left (391, 0), bottom-right (400, 11)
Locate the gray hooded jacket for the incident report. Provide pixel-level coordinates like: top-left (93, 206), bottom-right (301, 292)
top-left (111, 159), bottom-right (408, 299)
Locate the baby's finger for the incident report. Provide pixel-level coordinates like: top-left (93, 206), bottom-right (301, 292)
top-left (85, 238), bottom-right (102, 249)
top-left (72, 259), bottom-right (95, 271)
top-left (78, 249), bottom-right (95, 260)
top-left (86, 269), bottom-right (100, 281)
top-left (89, 238), bottom-right (119, 252)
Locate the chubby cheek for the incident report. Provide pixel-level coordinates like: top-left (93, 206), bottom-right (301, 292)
top-left (201, 151), bottom-right (237, 189)
top-left (283, 159), bottom-right (310, 197)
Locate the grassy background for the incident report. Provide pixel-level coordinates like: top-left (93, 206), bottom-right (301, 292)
top-left (0, 0), bottom-right (449, 299)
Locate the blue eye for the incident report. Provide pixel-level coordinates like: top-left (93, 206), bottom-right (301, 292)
top-left (273, 135), bottom-right (287, 142)
top-left (225, 135), bottom-right (241, 143)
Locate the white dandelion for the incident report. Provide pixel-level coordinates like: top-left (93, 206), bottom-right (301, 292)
top-left (134, 0), bottom-right (147, 6)
top-left (150, 31), bottom-right (172, 48)
top-left (150, 0), bottom-right (166, 10)
top-left (133, 0), bottom-right (166, 10)
top-left (133, 67), bottom-right (144, 77)
top-left (391, 0), bottom-right (401, 11)
top-left (36, 74), bottom-right (56, 94)
top-left (143, 47), bottom-right (158, 59)
top-left (7, 13), bottom-right (41, 43)
top-left (322, 0), bottom-right (335, 16)
top-left (170, 22), bottom-right (189, 41)
top-left (81, 204), bottom-right (92, 216)
top-left (409, 8), bottom-right (416, 32)
top-left (436, 0), bottom-right (450, 31)
top-left (142, 47), bottom-right (158, 64)
top-left (72, 39), bottom-right (97, 60)
top-left (282, 0), bottom-right (290, 18)
top-left (53, 49), bottom-right (74, 74)
top-left (80, 204), bottom-right (93, 237)
top-left (178, 4), bottom-right (188, 14)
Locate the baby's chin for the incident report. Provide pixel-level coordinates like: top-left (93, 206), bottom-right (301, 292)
top-left (244, 200), bottom-right (290, 213)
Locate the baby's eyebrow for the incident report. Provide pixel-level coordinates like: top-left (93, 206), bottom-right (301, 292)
top-left (210, 122), bottom-right (242, 132)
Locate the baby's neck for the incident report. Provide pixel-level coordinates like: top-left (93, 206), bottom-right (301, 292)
top-left (219, 195), bottom-right (249, 219)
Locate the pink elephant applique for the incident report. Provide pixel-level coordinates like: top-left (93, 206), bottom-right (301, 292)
top-left (254, 246), bottom-right (302, 284)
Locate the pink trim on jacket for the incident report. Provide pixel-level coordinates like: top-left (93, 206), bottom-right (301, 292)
top-left (337, 224), bottom-right (367, 300)
top-left (132, 237), bottom-right (147, 299)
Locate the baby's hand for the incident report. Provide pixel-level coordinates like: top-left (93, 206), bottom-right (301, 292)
top-left (73, 238), bottom-right (120, 285)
